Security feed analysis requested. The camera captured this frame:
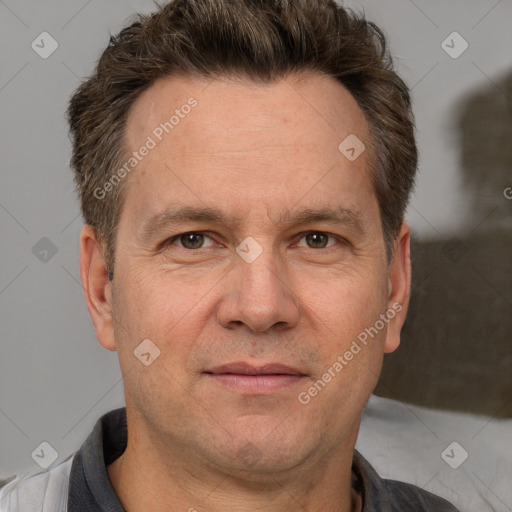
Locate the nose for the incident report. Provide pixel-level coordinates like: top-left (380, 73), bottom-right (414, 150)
top-left (216, 247), bottom-right (300, 333)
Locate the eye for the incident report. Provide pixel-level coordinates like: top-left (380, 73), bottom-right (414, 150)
top-left (167, 232), bottom-right (216, 250)
top-left (296, 231), bottom-right (342, 249)
top-left (163, 230), bottom-right (345, 252)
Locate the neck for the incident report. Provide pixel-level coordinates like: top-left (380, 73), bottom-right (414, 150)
top-left (107, 415), bottom-right (361, 512)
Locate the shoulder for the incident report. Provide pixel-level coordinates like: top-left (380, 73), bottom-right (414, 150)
top-left (383, 478), bottom-right (461, 511)
top-left (0, 454), bottom-right (74, 512)
top-left (353, 449), bottom-right (460, 512)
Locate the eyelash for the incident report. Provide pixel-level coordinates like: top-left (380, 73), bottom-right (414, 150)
top-left (164, 231), bottom-right (347, 251)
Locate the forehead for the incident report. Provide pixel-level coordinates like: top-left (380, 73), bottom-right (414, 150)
top-left (125, 72), bottom-right (368, 156)
top-left (120, 72), bottom-right (377, 231)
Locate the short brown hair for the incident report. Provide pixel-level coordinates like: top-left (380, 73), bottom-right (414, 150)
top-left (67, 0), bottom-right (417, 273)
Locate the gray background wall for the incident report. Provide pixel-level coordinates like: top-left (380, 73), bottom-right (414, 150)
top-left (1, 0), bottom-right (511, 496)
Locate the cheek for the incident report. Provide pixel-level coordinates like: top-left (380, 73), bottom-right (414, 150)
top-left (294, 267), bottom-right (388, 342)
top-left (294, 267), bottom-right (388, 399)
top-left (111, 269), bottom-right (211, 368)
top-left (110, 271), bottom-right (210, 416)
top-left (296, 286), bottom-right (386, 435)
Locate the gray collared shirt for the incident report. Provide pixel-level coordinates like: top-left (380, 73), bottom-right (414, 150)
top-left (0, 407), bottom-right (461, 511)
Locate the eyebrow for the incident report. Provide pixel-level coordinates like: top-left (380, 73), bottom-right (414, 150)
top-left (138, 204), bottom-right (366, 241)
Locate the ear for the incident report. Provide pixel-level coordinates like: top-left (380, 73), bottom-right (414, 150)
top-left (383, 222), bottom-right (411, 354)
top-left (80, 225), bottom-right (116, 351)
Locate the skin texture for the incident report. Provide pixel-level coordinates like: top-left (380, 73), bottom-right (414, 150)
top-left (80, 72), bottom-right (411, 512)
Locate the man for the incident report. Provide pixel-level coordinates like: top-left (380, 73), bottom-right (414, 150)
top-left (0, 0), bottom-right (460, 510)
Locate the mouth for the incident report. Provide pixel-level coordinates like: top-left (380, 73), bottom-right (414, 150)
top-left (203, 362), bottom-right (307, 394)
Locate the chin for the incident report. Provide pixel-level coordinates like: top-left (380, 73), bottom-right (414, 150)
top-left (208, 423), bottom-right (310, 475)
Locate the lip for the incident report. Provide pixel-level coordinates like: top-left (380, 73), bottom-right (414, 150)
top-left (203, 362), bottom-right (307, 394)
top-left (205, 362), bottom-right (305, 376)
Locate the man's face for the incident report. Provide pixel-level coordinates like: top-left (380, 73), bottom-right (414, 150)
top-left (85, 73), bottom-right (409, 474)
